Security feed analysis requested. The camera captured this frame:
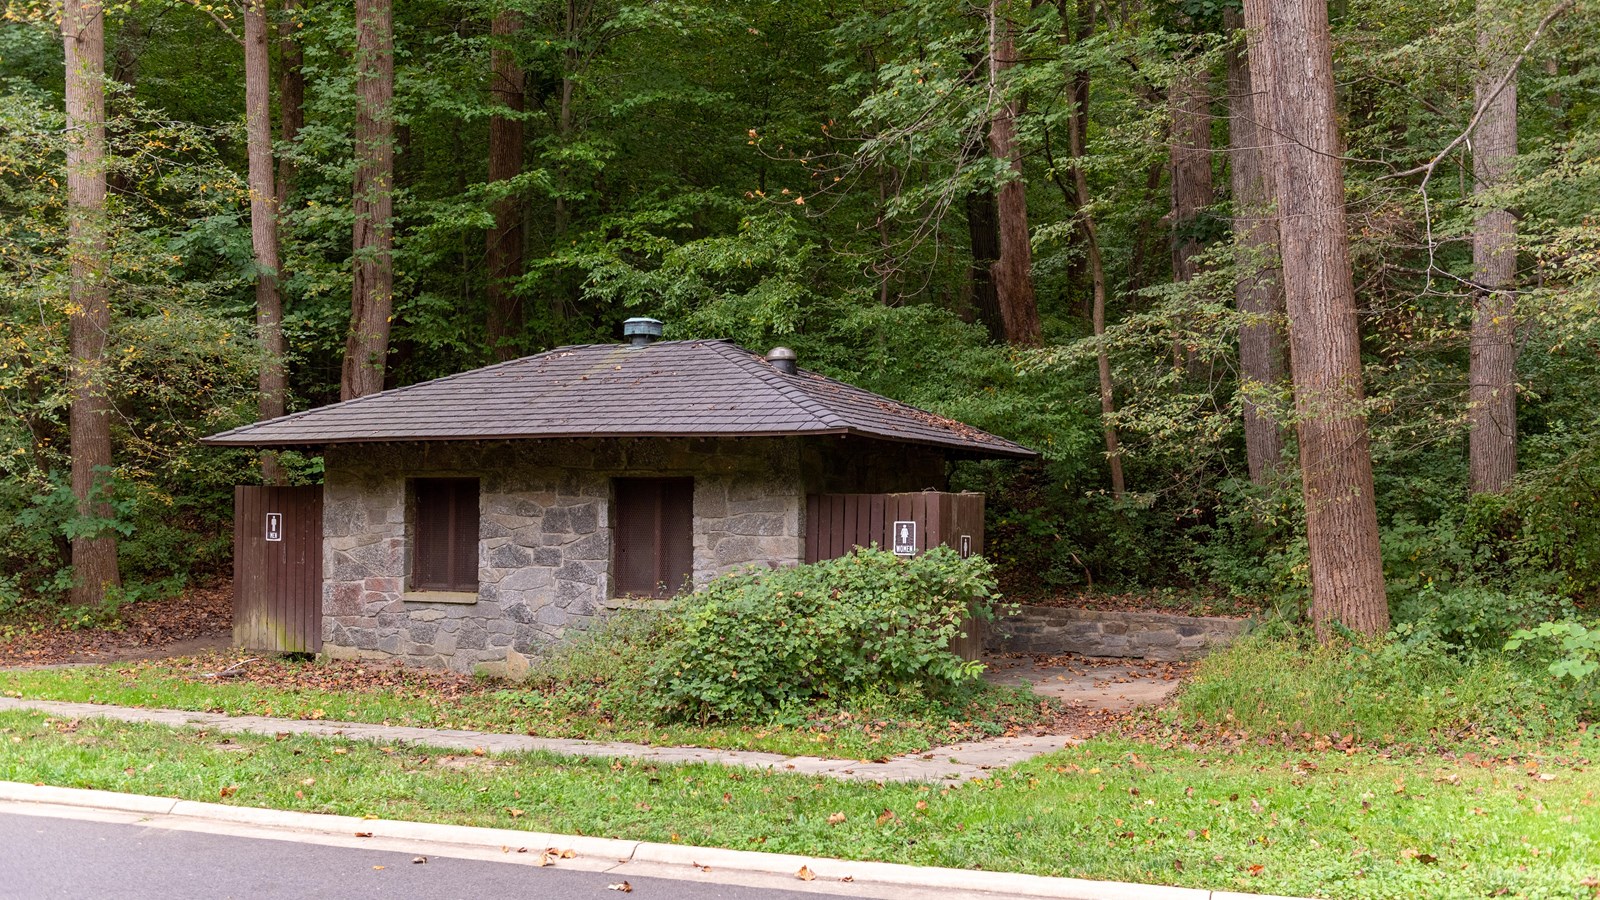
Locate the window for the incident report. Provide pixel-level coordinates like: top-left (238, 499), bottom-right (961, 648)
top-left (613, 477), bottom-right (693, 598)
top-left (411, 478), bottom-right (479, 593)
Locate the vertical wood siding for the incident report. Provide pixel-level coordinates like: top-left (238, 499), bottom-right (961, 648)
top-left (234, 485), bottom-right (324, 653)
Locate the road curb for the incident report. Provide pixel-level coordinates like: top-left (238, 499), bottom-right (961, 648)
top-left (0, 781), bottom-right (1305, 900)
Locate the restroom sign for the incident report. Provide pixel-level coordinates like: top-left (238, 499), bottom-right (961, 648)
top-left (892, 521), bottom-right (916, 556)
top-left (959, 535), bottom-right (972, 558)
top-left (264, 512), bottom-right (283, 542)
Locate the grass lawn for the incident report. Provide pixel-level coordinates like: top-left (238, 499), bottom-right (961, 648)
top-left (1, 709), bottom-right (1595, 899)
top-left (0, 654), bottom-right (1072, 760)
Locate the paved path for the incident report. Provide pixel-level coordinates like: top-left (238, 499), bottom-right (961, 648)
top-left (982, 654), bottom-right (1185, 711)
top-left (0, 696), bottom-right (1080, 782)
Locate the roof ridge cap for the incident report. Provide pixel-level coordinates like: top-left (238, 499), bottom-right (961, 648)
top-left (708, 342), bottom-right (847, 430)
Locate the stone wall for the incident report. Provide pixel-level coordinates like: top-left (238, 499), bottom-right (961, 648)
top-left (321, 438), bottom-right (806, 675)
top-left (987, 605), bottom-right (1250, 662)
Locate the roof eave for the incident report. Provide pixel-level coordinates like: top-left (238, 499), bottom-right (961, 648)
top-left (201, 426), bottom-right (1038, 459)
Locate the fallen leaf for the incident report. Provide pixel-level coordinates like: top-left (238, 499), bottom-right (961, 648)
top-left (355, 832), bottom-right (373, 838)
top-left (827, 812), bottom-right (847, 825)
top-left (411, 856), bottom-right (427, 865)
top-left (796, 866), bottom-right (816, 881)
top-left (218, 785), bottom-right (237, 799)
top-left (606, 882), bottom-right (632, 893)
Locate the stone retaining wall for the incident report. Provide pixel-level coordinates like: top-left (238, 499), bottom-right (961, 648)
top-left (987, 605), bottom-right (1250, 661)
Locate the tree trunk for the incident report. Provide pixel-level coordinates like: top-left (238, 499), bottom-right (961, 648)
top-left (1248, 0), bottom-right (1389, 638)
top-left (245, 0), bottom-right (286, 483)
top-left (277, 0), bottom-right (304, 205)
top-left (1169, 70), bottom-right (1212, 285)
top-left (342, 0), bottom-right (394, 400)
top-left (1468, 0), bottom-right (1518, 494)
top-left (1066, 81), bottom-right (1126, 498)
top-left (964, 187), bottom-right (1005, 342)
top-left (485, 10), bottom-right (525, 362)
top-left (1226, 9), bottom-right (1288, 484)
top-left (986, 0), bottom-right (1042, 347)
top-left (105, 12), bottom-right (144, 198)
top-left (63, 0), bottom-right (123, 606)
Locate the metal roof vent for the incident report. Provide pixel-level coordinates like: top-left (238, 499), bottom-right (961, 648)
top-left (623, 317), bottom-right (664, 347)
top-left (765, 346), bottom-right (797, 375)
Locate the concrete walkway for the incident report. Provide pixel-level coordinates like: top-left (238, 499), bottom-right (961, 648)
top-left (982, 653), bottom-right (1186, 711)
top-left (0, 696), bottom-right (1080, 782)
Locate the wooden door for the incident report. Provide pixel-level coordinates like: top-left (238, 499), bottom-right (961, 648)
top-left (233, 485), bottom-right (323, 653)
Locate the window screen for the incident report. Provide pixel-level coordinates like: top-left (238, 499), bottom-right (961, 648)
top-left (412, 478), bottom-right (479, 592)
top-left (613, 477), bottom-right (693, 598)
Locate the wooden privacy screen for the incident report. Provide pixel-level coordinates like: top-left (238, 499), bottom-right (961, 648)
top-left (804, 491), bottom-right (988, 661)
top-left (804, 491), bottom-right (985, 564)
top-left (233, 485), bottom-right (324, 653)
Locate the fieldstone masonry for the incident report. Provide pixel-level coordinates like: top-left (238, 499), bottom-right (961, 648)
top-left (987, 605), bottom-right (1250, 661)
top-left (322, 438), bottom-right (806, 675)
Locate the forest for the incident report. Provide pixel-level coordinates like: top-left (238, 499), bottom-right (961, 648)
top-left (2, 0), bottom-right (1598, 654)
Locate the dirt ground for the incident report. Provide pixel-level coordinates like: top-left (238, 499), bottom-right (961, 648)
top-left (0, 582), bottom-right (232, 668)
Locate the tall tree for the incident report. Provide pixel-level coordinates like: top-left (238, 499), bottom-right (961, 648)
top-left (244, 0), bottom-right (286, 481)
top-left (342, 0), bottom-right (395, 400)
top-left (485, 9), bottom-right (525, 362)
top-left (1068, 100), bottom-right (1127, 499)
top-left (1468, 0), bottom-right (1519, 494)
top-left (1248, 0), bottom-right (1389, 637)
top-left (1168, 70), bottom-right (1212, 286)
top-left (964, 187), bottom-right (1006, 341)
top-left (63, 0), bottom-right (123, 606)
top-left (1052, 0), bottom-right (1125, 496)
top-left (1226, 9), bottom-right (1287, 484)
top-left (277, 0), bottom-right (304, 205)
top-left (986, 0), bottom-right (1042, 347)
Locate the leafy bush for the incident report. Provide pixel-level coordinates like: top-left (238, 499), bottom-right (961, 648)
top-left (1179, 625), bottom-right (1585, 746)
top-left (1393, 584), bottom-right (1576, 653)
top-left (647, 547), bottom-right (999, 722)
top-left (1506, 620), bottom-right (1600, 712)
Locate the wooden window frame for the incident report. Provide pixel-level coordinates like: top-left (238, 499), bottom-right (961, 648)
top-left (410, 477), bottom-right (480, 594)
top-left (611, 477), bottom-right (694, 599)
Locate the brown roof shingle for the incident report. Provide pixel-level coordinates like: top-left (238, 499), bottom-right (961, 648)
top-left (201, 340), bottom-right (1036, 458)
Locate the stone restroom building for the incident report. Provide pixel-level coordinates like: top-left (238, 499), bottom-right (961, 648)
top-left (205, 325), bottom-right (1034, 674)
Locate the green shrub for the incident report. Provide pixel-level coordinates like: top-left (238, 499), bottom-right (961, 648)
top-left (1393, 583), bottom-right (1576, 653)
top-left (648, 547), bottom-right (999, 722)
top-left (521, 603), bottom-right (673, 722)
top-left (1178, 625), bottom-right (1584, 746)
top-left (1506, 619), bottom-right (1600, 713)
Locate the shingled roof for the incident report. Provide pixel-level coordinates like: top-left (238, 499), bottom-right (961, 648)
top-left (202, 340), bottom-right (1036, 459)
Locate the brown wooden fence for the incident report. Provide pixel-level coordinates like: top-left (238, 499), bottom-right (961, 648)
top-left (804, 491), bottom-right (987, 660)
top-left (233, 485), bottom-right (324, 653)
top-left (804, 491), bottom-right (985, 563)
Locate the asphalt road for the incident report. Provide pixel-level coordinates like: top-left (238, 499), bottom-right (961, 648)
top-left (0, 812), bottom-right (854, 900)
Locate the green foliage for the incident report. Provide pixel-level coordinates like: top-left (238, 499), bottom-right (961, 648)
top-left (648, 547), bottom-right (998, 722)
top-left (1506, 620), bottom-right (1600, 707)
top-left (1180, 626), bottom-right (1586, 746)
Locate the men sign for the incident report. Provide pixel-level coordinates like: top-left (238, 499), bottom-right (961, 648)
top-left (892, 520), bottom-right (916, 556)
top-left (265, 512), bottom-right (284, 542)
